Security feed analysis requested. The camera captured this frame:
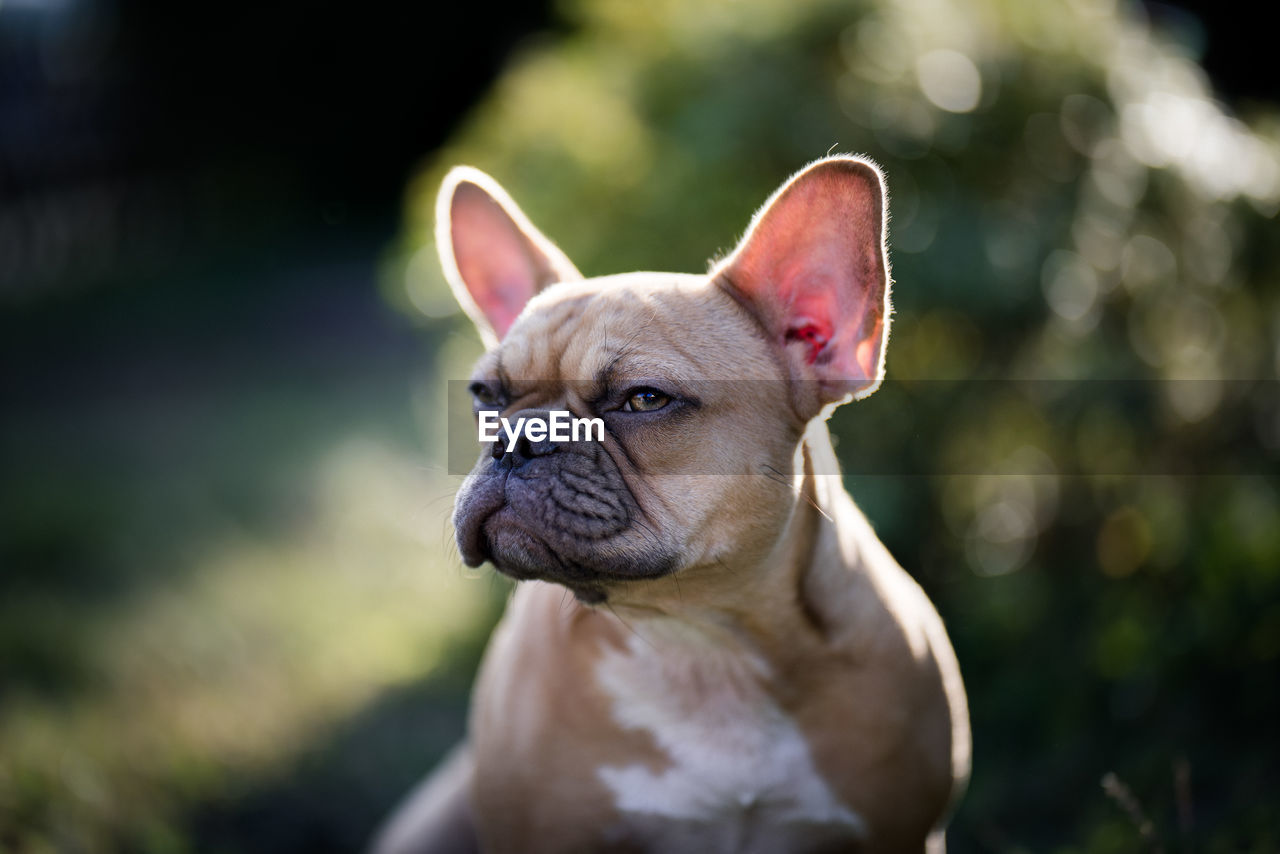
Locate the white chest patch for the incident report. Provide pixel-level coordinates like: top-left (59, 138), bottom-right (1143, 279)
top-left (594, 620), bottom-right (865, 845)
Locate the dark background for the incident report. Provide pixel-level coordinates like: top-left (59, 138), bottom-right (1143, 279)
top-left (3, 0), bottom-right (1274, 444)
top-left (3, 3), bottom-right (562, 851)
top-left (2, 0), bottom-right (1272, 306)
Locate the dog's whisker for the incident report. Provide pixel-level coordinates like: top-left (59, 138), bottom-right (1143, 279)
top-left (712, 556), bottom-right (740, 578)
top-left (604, 599), bottom-right (655, 651)
top-left (670, 570), bottom-right (684, 604)
top-left (759, 464), bottom-right (834, 523)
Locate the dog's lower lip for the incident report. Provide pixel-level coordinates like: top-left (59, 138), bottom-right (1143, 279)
top-left (455, 471), bottom-right (509, 566)
top-left (457, 515), bottom-right (492, 567)
top-left (480, 514), bottom-right (573, 582)
top-left (478, 514), bottom-right (584, 584)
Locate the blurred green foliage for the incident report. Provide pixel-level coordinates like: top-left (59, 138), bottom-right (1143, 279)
top-left (0, 265), bottom-right (506, 852)
top-left (392, 0), bottom-right (1280, 849)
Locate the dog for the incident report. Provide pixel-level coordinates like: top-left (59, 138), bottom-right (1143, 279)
top-left (372, 156), bottom-right (970, 853)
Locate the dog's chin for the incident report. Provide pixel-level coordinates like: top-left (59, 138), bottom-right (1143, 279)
top-left (457, 506), bottom-right (677, 605)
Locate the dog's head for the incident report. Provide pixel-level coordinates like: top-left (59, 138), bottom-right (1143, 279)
top-left (439, 157), bottom-right (891, 603)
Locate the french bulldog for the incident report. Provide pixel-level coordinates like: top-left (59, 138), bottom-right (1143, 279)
top-left (372, 156), bottom-right (970, 853)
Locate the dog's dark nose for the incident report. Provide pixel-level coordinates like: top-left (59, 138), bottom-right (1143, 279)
top-left (492, 409), bottom-right (559, 469)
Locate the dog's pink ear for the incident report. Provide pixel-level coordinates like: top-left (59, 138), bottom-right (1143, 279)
top-left (713, 156), bottom-right (891, 414)
top-left (436, 167), bottom-right (582, 346)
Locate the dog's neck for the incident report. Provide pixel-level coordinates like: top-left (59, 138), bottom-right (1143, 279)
top-left (600, 419), bottom-right (867, 649)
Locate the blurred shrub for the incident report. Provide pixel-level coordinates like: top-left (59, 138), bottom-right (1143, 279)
top-left (393, 0), bottom-right (1280, 849)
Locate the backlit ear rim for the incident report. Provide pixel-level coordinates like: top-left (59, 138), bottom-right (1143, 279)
top-left (435, 166), bottom-right (582, 348)
top-left (711, 154), bottom-right (892, 404)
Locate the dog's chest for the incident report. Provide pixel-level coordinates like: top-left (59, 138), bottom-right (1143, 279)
top-left (593, 622), bottom-right (865, 850)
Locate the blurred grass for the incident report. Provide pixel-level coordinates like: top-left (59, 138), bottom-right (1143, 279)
top-left (0, 249), bottom-right (504, 852)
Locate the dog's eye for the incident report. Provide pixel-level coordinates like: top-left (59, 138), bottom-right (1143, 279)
top-left (623, 388), bottom-right (671, 412)
top-left (469, 382), bottom-right (503, 406)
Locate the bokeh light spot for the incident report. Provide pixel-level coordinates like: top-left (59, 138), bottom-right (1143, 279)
top-left (916, 49), bottom-right (982, 114)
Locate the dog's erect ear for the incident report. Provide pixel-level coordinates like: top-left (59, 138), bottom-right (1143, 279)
top-left (712, 155), bottom-right (891, 416)
top-left (436, 167), bottom-right (582, 347)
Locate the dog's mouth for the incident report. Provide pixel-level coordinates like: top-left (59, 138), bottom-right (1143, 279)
top-left (453, 461), bottom-right (676, 604)
top-left (473, 510), bottom-right (610, 604)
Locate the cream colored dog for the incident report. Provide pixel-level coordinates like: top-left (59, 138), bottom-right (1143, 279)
top-left (373, 157), bottom-right (970, 854)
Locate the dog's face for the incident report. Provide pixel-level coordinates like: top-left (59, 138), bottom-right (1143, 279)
top-left (439, 158), bottom-right (891, 604)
